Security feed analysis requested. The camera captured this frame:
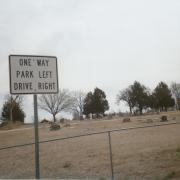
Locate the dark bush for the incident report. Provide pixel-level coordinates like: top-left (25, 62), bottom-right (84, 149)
top-left (161, 115), bottom-right (168, 122)
top-left (123, 118), bottom-right (131, 123)
top-left (50, 122), bottom-right (60, 131)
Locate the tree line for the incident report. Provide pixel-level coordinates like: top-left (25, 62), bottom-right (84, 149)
top-left (117, 81), bottom-right (178, 115)
top-left (1, 81), bottom-right (180, 123)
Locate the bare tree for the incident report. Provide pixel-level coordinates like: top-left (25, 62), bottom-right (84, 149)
top-left (38, 89), bottom-right (76, 122)
top-left (72, 91), bottom-right (86, 120)
top-left (116, 86), bottom-right (134, 114)
top-left (171, 82), bottom-right (180, 110)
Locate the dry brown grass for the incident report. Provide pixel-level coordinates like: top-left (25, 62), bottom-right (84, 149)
top-left (0, 111), bottom-right (180, 179)
top-left (0, 121), bottom-right (25, 130)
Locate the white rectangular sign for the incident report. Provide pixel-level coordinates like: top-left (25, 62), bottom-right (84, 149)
top-left (9, 55), bottom-right (59, 94)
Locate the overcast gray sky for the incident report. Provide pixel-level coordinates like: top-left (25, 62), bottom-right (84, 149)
top-left (0, 0), bottom-right (180, 122)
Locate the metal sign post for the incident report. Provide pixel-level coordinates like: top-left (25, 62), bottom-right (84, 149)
top-left (9, 55), bottom-right (59, 179)
top-left (34, 94), bottom-right (40, 179)
top-left (108, 131), bottom-right (114, 180)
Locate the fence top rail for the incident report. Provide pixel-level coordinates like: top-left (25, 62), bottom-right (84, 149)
top-left (0, 121), bottom-right (180, 151)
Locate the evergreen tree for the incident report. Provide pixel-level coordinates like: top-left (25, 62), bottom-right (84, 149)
top-left (130, 81), bottom-right (150, 114)
top-left (83, 92), bottom-right (94, 116)
top-left (153, 82), bottom-right (175, 111)
top-left (83, 88), bottom-right (109, 118)
top-left (93, 88), bottom-right (109, 116)
top-left (1, 98), bottom-right (25, 122)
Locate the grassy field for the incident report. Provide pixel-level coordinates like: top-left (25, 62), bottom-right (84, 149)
top-left (0, 111), bottom-right (180, 179)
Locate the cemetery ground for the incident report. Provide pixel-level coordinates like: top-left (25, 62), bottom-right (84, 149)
top-left (0, 111), bottom-right (180, 179)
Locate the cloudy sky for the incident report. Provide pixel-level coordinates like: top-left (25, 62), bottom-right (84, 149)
top-left (0, 0), bottom-right (180, 122)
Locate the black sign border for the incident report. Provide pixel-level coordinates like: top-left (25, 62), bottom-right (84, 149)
top-left (9, 54), bottom-right (59, 95)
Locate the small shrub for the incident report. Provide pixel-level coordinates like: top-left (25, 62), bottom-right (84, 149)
top-left (63, 161), bottom-right (71, 168)
top-left (161, 116), bottom-right (168, 122)
top-left (50, 122), bottom-right (60, 131)
top-left (123, 118), bottom-right (131, 123)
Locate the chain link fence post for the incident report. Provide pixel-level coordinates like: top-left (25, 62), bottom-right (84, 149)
top-left (108, 131), bottom-right (114, 180)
